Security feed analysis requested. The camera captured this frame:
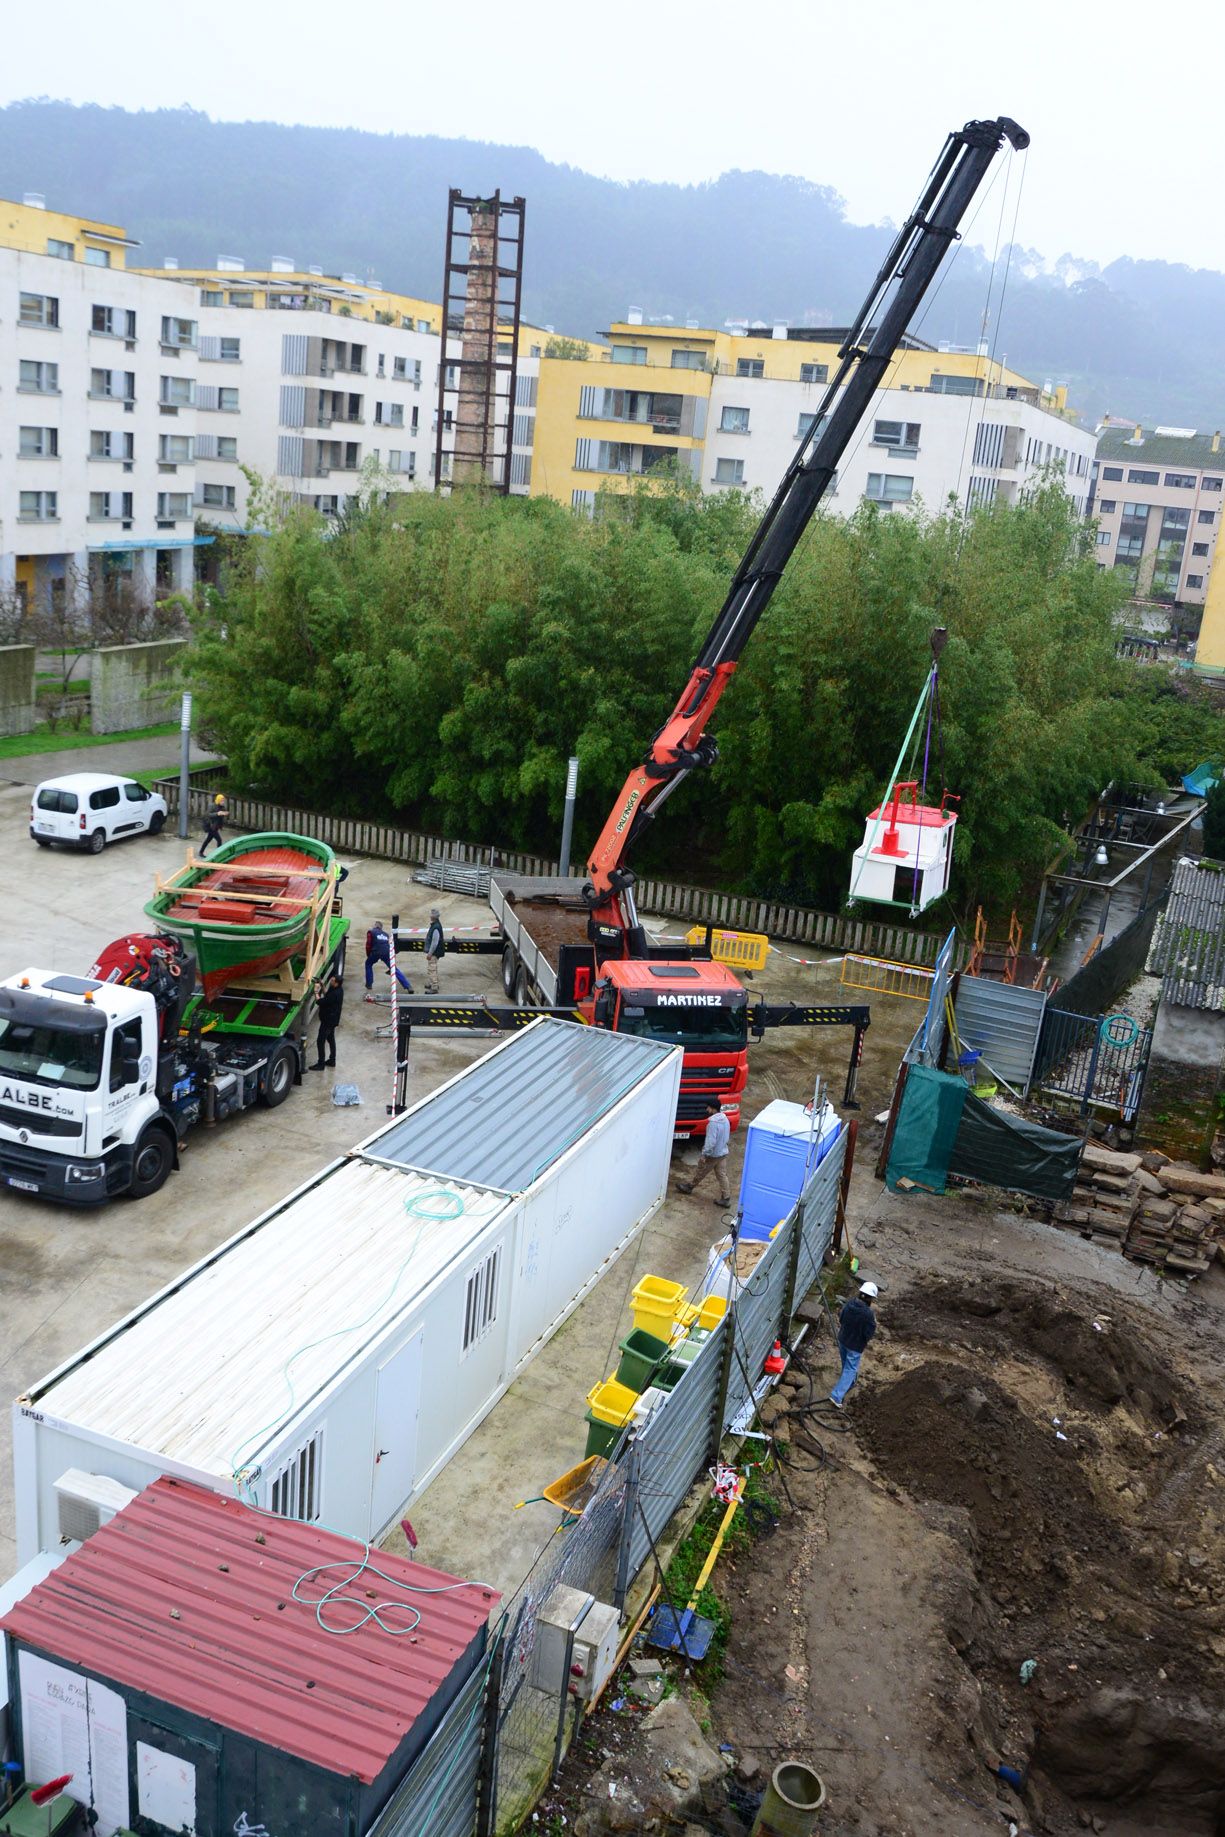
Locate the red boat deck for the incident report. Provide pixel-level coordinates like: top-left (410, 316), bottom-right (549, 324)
top-left (166, 844), bottom-right (323, 927)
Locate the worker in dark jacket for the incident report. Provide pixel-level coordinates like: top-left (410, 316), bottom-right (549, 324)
top-left (829, 1280), bottom-right (879, 1408)
top-left (364, 920), bottom-right (412, 998)
top-left (312, 971), bottom-right (344, 1070)
top-left (201, 792), bottom-right (228, 858)
top-left (423, 908), bottom-right (446, 993)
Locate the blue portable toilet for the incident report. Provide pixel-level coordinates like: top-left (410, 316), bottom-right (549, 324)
top-left (736, 1098), bottom-right (841, 1243)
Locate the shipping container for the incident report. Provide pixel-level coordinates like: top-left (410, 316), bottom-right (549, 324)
top-left (14, 1019), bottom-right (681, 1565)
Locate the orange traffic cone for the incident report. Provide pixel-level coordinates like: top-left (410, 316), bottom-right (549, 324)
top-left (764, 1340), bottom-right (786, 1376)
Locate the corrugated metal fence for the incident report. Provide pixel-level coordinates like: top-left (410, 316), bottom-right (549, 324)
top-left (953, 979), bottom-right (1048, 1092)
top-left (153, 775), bottom-right (946, 963)
top-left (367, 1659), bottom-right (489, 1837)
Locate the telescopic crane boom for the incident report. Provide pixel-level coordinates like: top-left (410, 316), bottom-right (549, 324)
top-left (583, 115), bottom-right (1029, 948)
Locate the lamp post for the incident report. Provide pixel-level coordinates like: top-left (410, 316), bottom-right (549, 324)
top-left (558, 755), bottom-right (580, 877)
top-left (178, 691), bottom-right (192, 840)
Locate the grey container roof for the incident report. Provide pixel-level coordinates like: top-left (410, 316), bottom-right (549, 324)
top-left (363, 1017), bottom-right (677, 1191)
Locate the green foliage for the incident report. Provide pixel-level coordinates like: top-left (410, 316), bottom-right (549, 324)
top-left (1202, 780), bottom-right (1225, 860)
top-left (188, 480), bottom-right (1225, 917)
top-left (543, 336), bottom-right (590, 360)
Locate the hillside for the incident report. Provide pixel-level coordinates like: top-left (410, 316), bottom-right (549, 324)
top-left (0, 100), bottom-right (1221, 427)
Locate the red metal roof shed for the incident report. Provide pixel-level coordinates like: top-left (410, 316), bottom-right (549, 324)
top-left (0, 1476), bottom-right (500, 1785)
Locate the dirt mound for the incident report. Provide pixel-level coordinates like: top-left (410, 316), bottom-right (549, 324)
top-left (885, 1275), bottom-right (1190, 1422)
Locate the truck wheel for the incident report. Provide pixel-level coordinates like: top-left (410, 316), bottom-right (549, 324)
top-left (515, 967), bottom-right (531, 1007)
top-left (259, 1040), bottom-right (296, 1108)
top-left (129, 1126), bottom-right (174, 1199)
top-left (502, 947), bottom-right (517, 998)
top-left (88, 828), bottom-right (106, 855)
top-left (149, 811), bottom-right (166, 835)
top-left (34, 837), bottom-right (50, 848)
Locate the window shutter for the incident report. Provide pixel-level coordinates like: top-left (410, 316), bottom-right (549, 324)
top-left (279, 384), bottom-right (306, 427)
top-left (277, 434), bottom-right (304, 476)
top-left (199, 334), bottom-right (220, 361)
top-left (281, 333), bottom-right (308, 376)
top-left (578, 383), bottom-right (595, 417)
top-left (574, 437), bottom-right (594, 471)
top-left (512, 414), bottom-right (534, 448)
top-left (515, 373), bottom-right (538, 407)
top-left (195, 434), bottom-right (217, 460)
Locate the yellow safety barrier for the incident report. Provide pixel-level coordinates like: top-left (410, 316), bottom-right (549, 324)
top-left (685, 926), bottom-right (771, 973)
top-left (840, 952), bottom-right (935, 1001)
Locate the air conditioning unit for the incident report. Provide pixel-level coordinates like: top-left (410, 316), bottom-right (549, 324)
top-left (529, 1584), bottom-right (619, 1703)
top-left (54, 1469), bottom-right (137, 1545)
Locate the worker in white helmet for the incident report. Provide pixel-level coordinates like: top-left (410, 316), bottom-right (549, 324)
top-left (829, 1280), bottom-right (879, 1409)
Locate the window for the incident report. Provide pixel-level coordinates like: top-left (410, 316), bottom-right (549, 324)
top-left (84, 245), bottom-right (110, 268)
top-left (1101, 466), bottom-right (1124, 481)
top-left (866, 473), bottom-right (914, 502)
top-left (161, 314), bottom-right (197, 350)
top-left (1187, 574), bottom-right (1204, 589)
top-left (123, 781), bottom-right (150, 803)
top-left (19, 491), bottom-right (57, 521)
top-left (200, 482), bottom-right (236, 510)
top-left (671, 348), bottom-right (706, 370)
top-left (927, 373), bottom-right (983, 396)
top-left (201, 289), bottom-right (224, 306)
top-left (157, 492), bottom-right (191, 519)
top-left (796, 412), bottom-right (819, 441)
top-left (1204, 476), bottom-right (1223, 492)
top-left (1098, 499), bottom-right (1116, 514)
top-left (19, 292), bottom-right (58, 327)
top-left (462, 1245), bottom-right (502, 1354)
top-left (1127, 468), bottom-right (1159, 485)
top-left (1198, 509), bottom-right (1216, 524)
top-left (228, 289), bottom-right (254, 308)
top-left (90, 429), bottom-right (134, 461)
top-left (1115, 502), bottom-right (1150, 563)
top-left (160, 374), bottom-right (195, 408)
top-left (800, 362), bottom-right (829, 384)
top-left (91, 303), bottom-right (136, 338)
top-left (216, 435), bottom-right (239, 461)
top-left (1193, 542), bottom-right (1210, 556)
top-left (1164, 472), bottom-right (1196, 489)
top-left (388, 449), bottom-right (403, 473)
top-left (269, 1431), bottom-right (322, 1522)
top-left (20, 359), bottom-right (60, 394)
top-left (1096, 530), bottom-right (1112, 546)
top-left (393, 355), bottom-right (407, 379)
top-left (714, 456), bottom-right (745, 485)
top-left (873, 419), bottom-right (921, 453)
top-left (217, 386), bottom-right (239, 412)
top-left (720, 405), bottom-right (750, 434)
top-left (611, 344), bottom-right (648, 365)
top-left (46, 237), bottom-right (74, 259)
top-left (19, 426), bottom-right (57, 458)
top-left (376, 402), bottom-right (404, 427)
top-left (219, 336), bottom-right (241, 361)
top-left (159, 434), bottom-right (195, 464)
top-left (89, 491), bottom-right (132, 521)
top-left (736, 357), bottom-right (765, 378)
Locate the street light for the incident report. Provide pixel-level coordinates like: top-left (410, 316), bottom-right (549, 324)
top-left (1094, 843), bottom-right (1109, 868)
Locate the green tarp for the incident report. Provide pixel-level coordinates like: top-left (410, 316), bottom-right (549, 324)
top-left (887, 1063), bottom-right (1078, 1202)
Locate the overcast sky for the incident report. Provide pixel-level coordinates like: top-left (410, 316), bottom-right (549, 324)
top-left (4, 0), bottom-right (1219, 273)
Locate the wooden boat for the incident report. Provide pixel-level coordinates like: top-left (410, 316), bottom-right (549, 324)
top-left (145, 832), bottom-right (340, 1001)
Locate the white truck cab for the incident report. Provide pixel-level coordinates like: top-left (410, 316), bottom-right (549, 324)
top-left (0, 971), bottom-right (166, 1203)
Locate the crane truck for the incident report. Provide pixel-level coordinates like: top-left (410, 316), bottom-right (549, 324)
top-left (396, 115), bottom-right (1029, 1136)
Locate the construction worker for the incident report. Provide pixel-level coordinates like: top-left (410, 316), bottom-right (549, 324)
top-left (311, 970), bottom-right (344, 1071)
top-left (423, 908), bottom-right (446, 993)
top-left (678, 1099), bottom-right (733, 1206)
top-left (200, 791), bottom-right (228, 858)
top-left (364, 920), bottom-right (412, 1000)
top-left (828, 1281), bottom-right (879, 1409)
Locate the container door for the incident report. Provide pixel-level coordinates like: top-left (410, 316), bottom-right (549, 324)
top-left (129, 1715), bottom-right (220, 1836)
top-left (369, 1329), bottom-right (423, 1534)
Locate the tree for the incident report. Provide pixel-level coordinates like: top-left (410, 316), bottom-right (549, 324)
top-left (1202, 780), bottom-right (1225, 860)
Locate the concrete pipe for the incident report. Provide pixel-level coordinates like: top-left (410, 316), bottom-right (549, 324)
top-left (750, 1761), bottom-right (827, 1837)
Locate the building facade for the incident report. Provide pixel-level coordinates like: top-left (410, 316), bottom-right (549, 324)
top-left (530, 314), bottom-right (1094, 517)
top-left (1090, 425), bottom-right (1223, 609)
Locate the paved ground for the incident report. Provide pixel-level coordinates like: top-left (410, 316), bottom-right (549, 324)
top-left (0, 735), bottom-right (217, 789)
top-left (0, 764), bottom-right (919, 1592)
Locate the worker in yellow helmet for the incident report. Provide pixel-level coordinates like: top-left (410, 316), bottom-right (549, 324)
top-left (201, 790), bottom-right (229, 858)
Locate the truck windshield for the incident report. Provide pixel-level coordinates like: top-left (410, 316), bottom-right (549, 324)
top-left (619, 1003), bottom-right (748, 1051)
top-left (0, 1017), bottom-right (104, 1090)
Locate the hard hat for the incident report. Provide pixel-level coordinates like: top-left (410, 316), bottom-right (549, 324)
top-left (214, 793), bottom-right (225, 804)
top-left (859, 1281), bottom-right (880, 1299)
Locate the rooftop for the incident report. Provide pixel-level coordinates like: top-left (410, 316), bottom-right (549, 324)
top-left (1146, 856), bottom-right (1225, 1008)
top-left (1097, 427), bottom-right (1224, 472)
top-left (0, 1477), bottom-right (499, 1783)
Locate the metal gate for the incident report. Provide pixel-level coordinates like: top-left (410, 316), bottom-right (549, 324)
top-left (1032, 1008), bottom-right (1152, 1120)
top-left (954, 977), bottom-right (1048, 1091)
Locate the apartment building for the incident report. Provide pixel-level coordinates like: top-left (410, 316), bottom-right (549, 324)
top-left (531, 314), bottom-right (1094, 517)
top-left (1090, 425), bottom-right (1223, 608)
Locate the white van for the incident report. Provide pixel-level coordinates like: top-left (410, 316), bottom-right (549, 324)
top-left (29, 773), bottom-right (169, 853)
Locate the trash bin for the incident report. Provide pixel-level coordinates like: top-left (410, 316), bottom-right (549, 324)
top-left (630, 1276), bottom-right (688, 1339)
top-left (616, 1328), bottom-right (671, 1392)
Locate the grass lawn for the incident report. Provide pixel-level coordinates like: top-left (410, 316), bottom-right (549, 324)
top-left (0, 721), bottom-right (179, 761)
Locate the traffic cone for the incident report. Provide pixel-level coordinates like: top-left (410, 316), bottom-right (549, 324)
top-left (764, 1340), bottom-right (786, 1376)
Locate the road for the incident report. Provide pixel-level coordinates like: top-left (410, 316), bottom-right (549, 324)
top-left (0, 735), bottom-right (218, 789)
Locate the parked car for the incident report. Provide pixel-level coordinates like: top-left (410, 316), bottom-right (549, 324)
top-left (30, 773), bottom-right (168, 853)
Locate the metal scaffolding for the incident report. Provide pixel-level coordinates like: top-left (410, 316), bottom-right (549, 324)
top-left (434, 190), bottom-right (526, 495)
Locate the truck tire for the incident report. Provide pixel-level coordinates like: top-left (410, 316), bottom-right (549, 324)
top-left (515, 966), bottom-right (531, 1007)
top-left (129, 1125), bottom-right (175, 1199)
top-left (502, 946), bottom-right (517, 998)
top-left (259, 1040), bottom-right (296, 1108)
top-left (88, 828), bottom-right (106, 854)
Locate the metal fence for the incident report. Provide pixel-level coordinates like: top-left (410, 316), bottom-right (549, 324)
top-left (153, 775), bottom-right (947, 963)
top-left (1031, 1007), bottom-right (1153, 1121)
top-left (907, 927), bottom-right (957, 1069)
top-left (367, 1659), bottom-right (490, 1837)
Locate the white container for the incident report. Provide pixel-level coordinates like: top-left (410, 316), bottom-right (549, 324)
top-left (13, 1020), bottom-right (682, 1564)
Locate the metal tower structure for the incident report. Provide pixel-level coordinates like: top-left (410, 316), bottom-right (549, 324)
top-left (433, 190), bottom-right (526, 494)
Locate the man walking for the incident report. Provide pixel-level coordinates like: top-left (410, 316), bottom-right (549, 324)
top-left (423, 908), bottom-right (446, 994)
top-left (679, 1099), bottom-right (733, 1206)
top-left (829, 1281), bottom-right (879, 1408)
top-left (201, 792), bottom-right (228, 858)
top-left (311, 970), bottom-right (344, 1071)
top-left (364, 920), bottom-right (412, 1000)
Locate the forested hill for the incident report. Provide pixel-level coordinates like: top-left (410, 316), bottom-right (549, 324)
top-left (1, 99), bottom-right (1221, 427)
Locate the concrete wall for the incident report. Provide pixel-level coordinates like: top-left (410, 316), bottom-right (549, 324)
top-left (1136, 1001), bottom-right (1225, 1161)
top-left (0, 644), bottom-right (36, 737)
top-left (89, 637), bottom-right (186, 734)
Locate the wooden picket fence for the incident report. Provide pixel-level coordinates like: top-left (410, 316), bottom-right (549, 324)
top-left (154, 775), bottom-right (946, 965)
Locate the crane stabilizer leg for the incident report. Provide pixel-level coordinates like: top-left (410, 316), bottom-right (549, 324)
top-left (582, 114), bottom-right (1028, 941)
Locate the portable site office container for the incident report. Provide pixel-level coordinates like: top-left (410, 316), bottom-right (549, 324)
top-left (14, 1019), bottom-right (681, 1566)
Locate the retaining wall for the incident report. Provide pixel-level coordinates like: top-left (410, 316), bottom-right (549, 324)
top-left (90, 638), bottom-right (187, 734)
top-left (0, 645), bottom-right (36, 738)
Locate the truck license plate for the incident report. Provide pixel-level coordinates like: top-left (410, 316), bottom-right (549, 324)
top-left (5, 1176), bottom-right (38, 1192)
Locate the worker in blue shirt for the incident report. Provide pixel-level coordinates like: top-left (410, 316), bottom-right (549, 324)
top-left (829, 1281), bottom-right (879, 1408)
top-left (679, 1099), bottom-right (732, 1205)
